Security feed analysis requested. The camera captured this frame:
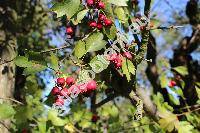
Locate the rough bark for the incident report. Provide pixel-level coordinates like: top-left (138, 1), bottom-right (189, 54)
top-left (0, 37), bottom-right (16, 133)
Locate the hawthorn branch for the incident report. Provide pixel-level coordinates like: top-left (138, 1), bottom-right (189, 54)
top-left (40, 44), bottom-right (71, 53)
top-left (94, 94), bottom-right (117, 108)
top-left (135, 0), bottom-right (151, 64)
top-left (0, 58), bottom-right (15, 65)
top-left (150, 25), bottom-right (184, 30)
top-left (0, 97), bottom-right (24, 105)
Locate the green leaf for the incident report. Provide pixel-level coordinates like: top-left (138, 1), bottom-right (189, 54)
top-left (73, 111), bottom-right (84, 122)
top-left (169, 94), bottom-right (180, 105)
top-left (48, 109), bottom-right (66, 126)
top-left (122, 57), bottom-right (135, 81)
top-left (37, 119), bottom-right (46, 133)
top-left (0, 103), bottom-right (16, 120)
top-left (109, 105), bottom-right (119, 118)
top-left (79, 120), bottom-right (92, 129)
top-left (15, 56), bottom-right (33, 68)
top-left (114, 7), bottom-right (128, 23)
top-left (23, 63), bottom-right (47, 75)
top-left (195, 84), bottom-right (200, 99)
top-left (49, 53), bottom-right (59, 71)
top-left (77, 69), bottom-right (92, 84)
top-left (74, 40), bottom-right (87, 58)
top-left (178, 121), bottom-right (194, 133)
top-left (103, 25), bottom-right (117, 40)
top-left (173, 66), bottom-right (188, 76)
top-left (159, 73), bottom-right (168, 88)
top-left (51, 0), bottom-right (80, 18)
top-left (85, 32), bottom-right (107, 52)
top-left (108, 0), bottom-right (128, 6)
top-left (159, 111), bottom-right (179, 132)
top-left (71, 9), bottom-right (89, 25)
top-left (89, 55), bottom-right (110, 73)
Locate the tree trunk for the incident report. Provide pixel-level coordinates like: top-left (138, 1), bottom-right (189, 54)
top-left (0, 36), bottom-right (16, 133)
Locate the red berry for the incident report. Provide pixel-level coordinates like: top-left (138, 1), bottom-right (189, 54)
top-left (108, 53), bottom-right (118, 61)
top-left (66, 77), bottom-right (75, 86)
top-left (98, 14), bottom-right (106, 21)
top-left (51, 87), bottom-right (60, 95)
top-left (91, 114), bottom-right (99, 122)
top-left (104, 19), bottom-right (112, 26)
top-left (97, 1), bottom-right (105, 9)
top-left (55, 97), bottom-right (64, 106)
top-left (60, 88), bottom-right (70, 97)
top-left (169, 80), bottom-right (176, 88)
top-left (68, 85), bottom-right (79, 94)
top-left (87, 0), bottom-right (94, 6)
top-left (22, 129), bottom-right (28, 133)
top-left (78, 83), bottom-right (88, 93)
top-left (115, 62), bottom-right (122, 69)
top-left (87, 80), bottom-right (97, 90)
top-left (66, 27), bottom-right (73, 35)
top-left (123, 52), bottom-right (133, 60)
top-left (57, 78), bottom-right (66, 87)
top-left (89, 21), bottom-right (97, 28)
top-left (97, 23), bottom-right (103, 30)
top-left (114, 55), bottom-right (122, 63)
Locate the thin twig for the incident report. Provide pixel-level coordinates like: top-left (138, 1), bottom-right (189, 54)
top-left (151, 25), bottom-right (184, 30)
top-left (0, 97), bottom-right (24, 105)
top-left (0, 57), bottom-right (16, 65)
top-left (176, 107), bottom-right (200, 116)
top-left (40, 44), bottom-right (71, 53)
top-left (0, 121), bottom-right (11, 132)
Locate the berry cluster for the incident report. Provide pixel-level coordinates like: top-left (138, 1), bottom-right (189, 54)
top-left (51, 77), bottom-right (97, 106)
top-left (87, 0), bottom-right (113, 30)
top-left (107, 52), bottom-right (133, 69)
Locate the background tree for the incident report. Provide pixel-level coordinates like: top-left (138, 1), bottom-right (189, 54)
top-left (0, 0), bottom-right (199, 132)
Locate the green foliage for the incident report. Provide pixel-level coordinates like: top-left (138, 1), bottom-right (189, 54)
top-left (15, 56), bottom-right (47, 75)
top-left (85, 32), bottom-right (107, 52)
top-left (51, 0), bottom-right (80, 18)
top-left (48, 109), bottom-right (68, 126)
top-left (122, 57), bottom-right (135, 81)
top-left (0, 103), bottom-right (16, 120)
top-left (172, 66), bottom-right (189, 76)
top-left (108, 0), bottom-right (128, 6)
top-left (71, 9), bottom-right (89, 25)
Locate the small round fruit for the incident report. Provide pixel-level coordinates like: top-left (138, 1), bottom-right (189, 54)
top-left (66, 77), bottom-right (75, 86)
top-left (87, 80), bottom-right (97, 90)
top-left (78, 83), bottom-right (87, 93)
top-left (66, 27), bottom-right (73, 35)
top-left (115, 62), bottom-right (122, 69)
top-left (87, 0), bottom-right (94, 6)
top-left (123, 52), bottom-right (133, 60)
top-left (98, 14), bottom-right (106, 21)
top-left (97, 23), bottom-right (103, 30)
top-left (104, 19), bottom-right (112, 26)
top-left (97, 1), bottom-right (105, 9)
top-left (108, 53), bottom-right (118, 61)
top-left (51, 87), bottom-right (60, 95)
top-left (55, 97), bottom-right (64, 106)
top-left (60, 88), bottom-right (70, 97)
top-left (57, 78), bottom-right (66, 87)
top-left (91, 114), bottom-right (99, 122)
top-left (169, 80), bottom-right (176, 88)
top-left (89, 21), bottom-right (97, 28)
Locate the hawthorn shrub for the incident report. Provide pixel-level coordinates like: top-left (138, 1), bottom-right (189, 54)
top-left (0, 0), bottom-right (200, 133)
